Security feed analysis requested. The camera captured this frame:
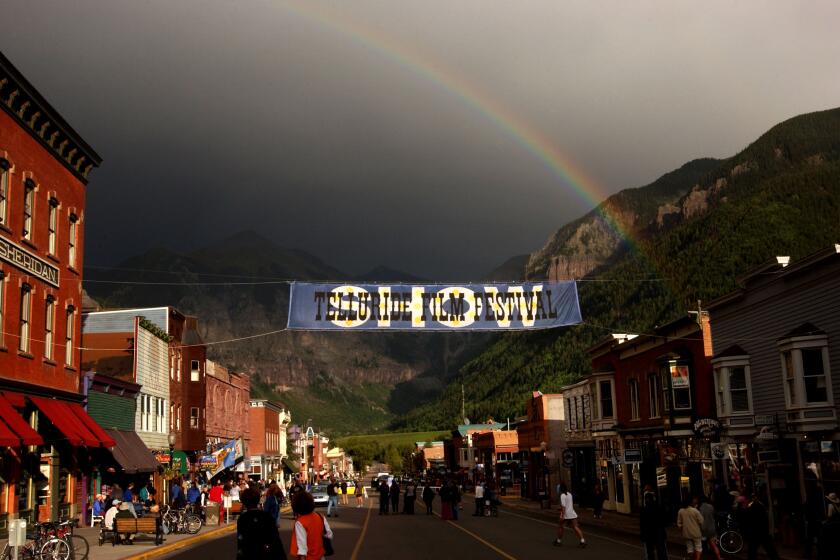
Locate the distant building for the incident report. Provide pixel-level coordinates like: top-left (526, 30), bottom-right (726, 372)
top-left (516, 391), bottom-right (566, 501)
top-left (82, 307), bottom-right (208, 470)
top-left (248, 399), bottom-right (290, 481)
top-left (415, 441), bottom-right (445, 472)
top-left (205, 360), bottom-right (251, 452)
top-left (0, 50), bottom-right (106, 527)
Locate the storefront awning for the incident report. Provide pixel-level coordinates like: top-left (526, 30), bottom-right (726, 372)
top-left (103, 429), bottom-right (158, 474)
top-left (0, 394), bottom-right (43, 446)
top-left (30, 396), bottom-right (114, 447)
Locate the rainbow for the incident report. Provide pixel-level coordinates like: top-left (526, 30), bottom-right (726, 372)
top-left (279, 1), bottom-right (635, 248)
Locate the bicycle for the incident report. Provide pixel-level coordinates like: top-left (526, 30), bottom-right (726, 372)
top-left (41, 520), bottom-right (88, 560)
top-left (717, 513), bottom-right (743, 555)
top-left (0, 522), bottom-right (73, 560)
top-left (161, 504), bottom-right (202, 535)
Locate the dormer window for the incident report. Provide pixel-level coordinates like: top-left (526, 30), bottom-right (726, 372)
top-left (778, 324), bottom-right (832, 408)
top-left (712, 348), bottom-right (753, 416)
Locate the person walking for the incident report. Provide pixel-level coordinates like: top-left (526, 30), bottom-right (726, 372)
top-left (640, 492), bottom-right (668, 560)
top-left (404, 480), bottom-right (416, 514)
top-left (422, 483), bottom-right (435, 515)
top-left (592, 483), bottom-right (605, 519)
top-left (554, 482), bottom-right (586, 547)
top-left (819, 493), bottom-right (840, 560)
top-left (677, 497), bottom-right (705, 560)
top-left (326, 479), bottom-right (339, 518)
top-left (263, 484), bottom-right (281, 527)
top-left (390, 480), bottom-right (401, 514)
top-left (340, 480), bottom-right (348, 506)
top-left (742, 493), bottom-right (780, 560)
top-left (378, 480), bottom-right (390, 515)
top-left (698, 495), bottom-right (722, 560)
top-left (290, 491), bottom-right (333, 560)
top-left (237, 486), bottom-right (286, 559)
top-left (473, 481), bottom-right (485, 517)
top-left (355, 480), bottom-right (366, 508)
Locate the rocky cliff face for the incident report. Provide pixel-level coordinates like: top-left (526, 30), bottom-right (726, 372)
top-left (527, 158), bottom-right (721, 279)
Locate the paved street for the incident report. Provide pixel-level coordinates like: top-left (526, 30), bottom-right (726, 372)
top-left (159, 496), bottom-right (666, 560)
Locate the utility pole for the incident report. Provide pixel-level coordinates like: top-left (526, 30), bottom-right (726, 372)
top-left (461, 384), bottom-right (466, 424)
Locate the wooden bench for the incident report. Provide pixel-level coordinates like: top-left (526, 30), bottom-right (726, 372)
top-left (113, 516), bottom-right (163, 546)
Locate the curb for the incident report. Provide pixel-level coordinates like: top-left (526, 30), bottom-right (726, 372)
top-left (121, 524), bottom-right (236, 560)
top-left (121, 506), bottom-right (292, 560)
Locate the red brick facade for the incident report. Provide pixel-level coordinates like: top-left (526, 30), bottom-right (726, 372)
top-left (205, 360), bottom-right (250, 447)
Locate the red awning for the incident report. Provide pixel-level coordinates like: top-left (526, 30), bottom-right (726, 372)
top-left (0, 418), bottom-right (19, 446)
top-left (68, 402), bottom-right (116, 448)
top-left (30, 396), bottom-right (99, 447)
top-left (0, 394), bottom-right (43, 446)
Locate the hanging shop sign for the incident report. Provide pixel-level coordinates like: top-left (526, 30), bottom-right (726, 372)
top-left (287, 281), bottom-right (581, 331)
top-left (710, 442), bottom-right (727, 460)
top-left (561, 449), bottom-right (575, 468)
top-left (200, 438), bottom-right (244, 479)
top-left (623, 449), bottom-right (643, 464)
top-left (693, 418), bottom-right (722, 438)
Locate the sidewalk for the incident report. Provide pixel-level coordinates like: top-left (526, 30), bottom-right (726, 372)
top-left (1, 520), bottom-right (236, 560)
top-left (496, 494), bottom-right (802, 560)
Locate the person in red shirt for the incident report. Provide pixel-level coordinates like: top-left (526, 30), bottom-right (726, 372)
top-left (290, 491), bottom-right (333, 560)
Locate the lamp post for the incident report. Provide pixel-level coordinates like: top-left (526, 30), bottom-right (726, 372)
top-left (167, 433), bottom-right (177, 505)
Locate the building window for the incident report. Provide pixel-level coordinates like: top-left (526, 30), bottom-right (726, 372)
top-left (0, 159), bottom-right (9, 225)
top-left (65, 306), bottom-right (75, 366)
top-left (47, 199), bottom-right (58, 256)
top-left (598, 380), bottom-right (614, 419)
top-left (191, 359), bottom-right (200, 382)
top-left (176, 405), bottom-right (181, 430)
top-left (712, 355), bottom-right (753, 416)
top-left (68, 214), bottom-right (78, 268)
top-left (663, 361), bottom-right (692, 410)
top-left (629, 379), bottom-right (640, 420)
top-left (648, 374), bottom-right (660, 418)
top-left (190, 407), bottom-right (199, 429)
top-left (19, 285), bottom-right (31, 353)
top-left (44, 296), bottom-right (55, 359)
top-left (22, 179), bottom-right (34, 240)
top-left (170, 405), bottom-right (174, 430)
top-left (779, 329), bottom-right (832, 407)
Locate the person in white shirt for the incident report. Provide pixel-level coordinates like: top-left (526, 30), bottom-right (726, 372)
top-left (473, 482), bottom-right (486, 516)
top-left (554, 482), bottom-right (586, 547)
top-left (229, 481), bottom-right (241, 502)
top-left (103, 499), bottom-right (120, 530)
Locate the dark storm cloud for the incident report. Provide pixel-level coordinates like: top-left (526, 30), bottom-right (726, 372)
top-left (2, 1), bottom-right (840, 279)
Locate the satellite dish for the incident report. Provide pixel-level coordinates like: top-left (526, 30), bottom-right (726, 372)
top-left (464, 418), bottom-right (470, 424)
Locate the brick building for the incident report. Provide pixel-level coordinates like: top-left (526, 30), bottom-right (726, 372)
top-left (205, 360), bottom-right (250, 449)
top-left (248, 399), bottom-right (290, 481)
top-left (0, 51), bottom-right (112, 530)
top-left (516, 391), bottom-right (566, 501)
top-left (588, 315), bottom-right (715, 516)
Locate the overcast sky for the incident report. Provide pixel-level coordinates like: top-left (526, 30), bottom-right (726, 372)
top-left (3, 1), bottom-right (839, 279)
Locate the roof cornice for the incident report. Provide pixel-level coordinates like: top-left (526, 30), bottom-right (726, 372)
top-left (0, 51), bottom-right (101, 184)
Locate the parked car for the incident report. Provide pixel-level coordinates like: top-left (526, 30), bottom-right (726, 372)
top-left (311, 484), bottom-right (329, 507)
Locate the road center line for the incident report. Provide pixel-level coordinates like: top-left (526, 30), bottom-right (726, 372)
top-left (427, 503), bottom-right (519, 560)
top-left (350, 496), bottom-right (374, 560)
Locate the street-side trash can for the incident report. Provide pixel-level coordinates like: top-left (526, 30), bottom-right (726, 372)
top-left (205, 503), bottom-right (220, 526)
top-left (538, 491), bottom-right (551, 509)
